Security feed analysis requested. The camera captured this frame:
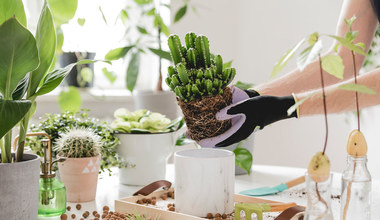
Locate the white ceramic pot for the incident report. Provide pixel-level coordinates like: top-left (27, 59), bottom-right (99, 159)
top-left (174, 148), bottom-right (235, 217)
top-left (116, 132), bottom-right (176, 186)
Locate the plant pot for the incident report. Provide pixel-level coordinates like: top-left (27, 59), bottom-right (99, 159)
top-left (116, 132), bottom-right (176, 186)
top-left (224, 133), bottom-right (255, 175)
top-left (59, 52), bottom-right (96, 88)
top-left (0, 153), bottom-right (40, 220)
top-left (133, 90), bottom-right (180, 120)
top-left (57, 154), bottom-right (101, 202)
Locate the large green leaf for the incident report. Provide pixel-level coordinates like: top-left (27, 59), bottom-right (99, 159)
top-left (0, 0), bottom-right (27, 27)
top-left (28, 2), bottom-right (56, 97)
top-left (0, 17), bottom-right (39, 98)
top-left (321, 54), bottom-right (344, 79)
top-left (338, 83), bottom-right (376, 95)
top-left (329, 35), bottom-right (366, 56)
top-left (0, 99), bottom-right (31, 139)
top-left (234, 146), bottom-right (253, 175)
top-left (12, 74), bottom-right (29, 100)
top-left (126, 52), bottom-right (140, 92)
top-left (296, 40), bottom-right (323, 71)
top-left (105, 46), bottom-right (134, 60)
top-left (174, 5), bottom-right (187, 23)
top-left (148, 48), bottom-right (172, 61)
top-left (48, 0), bottom-right (78, 26)
top-left (58, 86), bottom-right (82, 112)
top-left (271, 39), bottom-right (305, 78)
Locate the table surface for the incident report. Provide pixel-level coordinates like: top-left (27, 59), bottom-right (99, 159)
top-left (39, 164), bottom-right (380, 220)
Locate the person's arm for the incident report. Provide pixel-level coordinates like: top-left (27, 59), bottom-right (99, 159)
top-left (298, 67), bottom-right (380, 116)
top-left (255, 0), bottom-right (378, 96)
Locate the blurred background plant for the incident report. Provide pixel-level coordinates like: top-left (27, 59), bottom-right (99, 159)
top-left (26, 109), bottom-right (130, 172)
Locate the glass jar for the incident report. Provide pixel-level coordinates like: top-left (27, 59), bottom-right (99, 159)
top-left (341, 155), bottom-right (371, 220)
top-left (38, 177), bottom-right (66, 217)
top-left (305, 174), bottom-right (334, 220)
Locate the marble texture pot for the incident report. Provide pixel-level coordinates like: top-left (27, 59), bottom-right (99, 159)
top-left (0, 153), bottom-right (40, 220)
top-left (174, 148), bottom-right (235, 217)
top-left (58, 154), bottom-right (101, 202)
top-left (116, 132), bottom-right (176, 186)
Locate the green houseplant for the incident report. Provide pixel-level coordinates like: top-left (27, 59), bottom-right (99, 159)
top-left (0, 1), bottom-right (100, 218)
top-left (55, 128), bottom-right (102, 202)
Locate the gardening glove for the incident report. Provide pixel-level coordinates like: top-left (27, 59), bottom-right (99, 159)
top-left (198, 94), bottom-right (299, 148)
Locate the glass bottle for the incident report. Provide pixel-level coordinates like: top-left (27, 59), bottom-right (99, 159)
top-left (38, 177), bottom-right (66, 217)
top-left (340, 155), bottom-right (371, 220)
top-left (305, 174), bottom-right (334, 220)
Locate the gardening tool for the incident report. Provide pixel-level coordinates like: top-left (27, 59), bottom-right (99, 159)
top-left (239, 176), bottom-right (305, 196)
top-left (234, 202), bottom-right (297, 220)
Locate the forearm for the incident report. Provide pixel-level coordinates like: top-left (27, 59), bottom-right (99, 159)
top-left (256, 0), bottom-right (377, 96)
top-left (298, 68), bottom-right (380, 116)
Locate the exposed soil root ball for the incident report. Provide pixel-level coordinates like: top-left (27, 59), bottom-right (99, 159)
top-left (178, 87), bottom-right (232, 141)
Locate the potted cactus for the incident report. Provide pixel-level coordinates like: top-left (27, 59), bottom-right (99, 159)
top-left (166, 33), bottom-right (236, 141)
top-left (55, 128), bottom-right (102, 202)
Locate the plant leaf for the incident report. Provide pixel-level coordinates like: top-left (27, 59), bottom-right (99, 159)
top-left (148, 48), bottom-right (172, 61)
top-left (308, 32), bottom-right (319, 45)
top-left (329, 35), bottom-right (366, 55)
top-left (77, 18), bottom-right (85, 26)
top-left (105, 46), bottom-right (134, 60)
top-left (234, 147), bottom-right (253, 174)
top-left (175, 133), bottom-right (194, 146)
top-left (134, 0), bottom-right (152, 5)
top-left (174, 5), bottom-right (187, 23)
top-left (355, 42), bottom-right (366, 50)
top-left (146, 8), bottom-right (155, 16)
top-left (137, 26), bottom-right (149, 35)
top-left (126, 52), bottom-right (140, 92)
top-left (0, 0), bottom-right (27, 27)
top-left (28, 2), bottom-right (56, 97)
top-left (48, 0), bottom-right (78, 26)
top-left (338, 83), bottom-right (376, 95)
top-left (0, 17), bottom-right (39, 98)
top-left (12, 74), bottom-right (29, 100)
top-left (102, 67), bottom-right (117, 84)
top-left (321, 54), bottom-right (344, 79)
top-left (120, 9), bottom-right (129, 24)
top-left (296, 40), bottom-right (323, 71)
top-left (166, 117), bottom-right (185, 131)
top-left (58, 86), bottom-right (82, 112)
top-left (98, 6), bottom-right (107, 25)
top-left (287, 93), bottom-right (314, 116)
top-left (154, 14), bottom-right (169, 36)
top-left (235, 81), bottom-right (255, 90)
top-left (271, 38), bottom-right (305, 78)
top-left (0, 99), bottom-right (32, 139)
top-left (223, 60), bottom-right (233, 70)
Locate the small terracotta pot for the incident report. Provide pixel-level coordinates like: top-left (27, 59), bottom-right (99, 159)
top-left (58, 154), bottom-right (101, 202)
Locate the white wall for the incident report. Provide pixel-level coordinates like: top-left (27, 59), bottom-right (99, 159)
top-left (171, 0), bottom-right (380, 178)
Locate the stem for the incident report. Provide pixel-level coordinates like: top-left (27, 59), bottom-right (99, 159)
top-left (155, 0), bottom-right (163, 92)
top-left (351, 51), bottom-right (360, 131)
top-left (0, 138), bottom-right (6, 163)
top-left (343, 162), bottom-right (357, 220)
top-left (16, 114), bottom-right (30, 162)
top-left (318, 54), bottom-right (328, 155)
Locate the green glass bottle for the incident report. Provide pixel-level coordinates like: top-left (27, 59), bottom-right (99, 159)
top-left (38, 177), bottom-right (66, 217)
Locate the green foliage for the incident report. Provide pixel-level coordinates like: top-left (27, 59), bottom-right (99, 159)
top-left (321, 55), bottom-right (344, 79)
top-left (338, 83), bottom-right (376, 95)
top-left (105, 46), bottom-right (134, 61)
top-left (233, 142), bottom-right (253, 175)
top-left (26, 110), bottom-right (122, 171)
top-left (166, 33), bottom-right (236, 102)
top-left (0, 0), bottom-right (27, 27)
top-left (54, 127), bottom-right (102, 158)
top-left (235, 81), bottom-right (255, 90)
top-left (102, 67), bottom-right (117, 84)
top-left (126, 52), bottom-right (140, 92)
top-left (271, 39), bottom-right (305, 78)
top-left (0, 100), bottom-right (31, 140)
top-left (58, 86), bottom-right (82, 112)
top-left (47, 0), bottom-right (78, 26)
top-left (174, 5), bottom-right (187, 23)
top-left (112, 108), bottom-right (184, 133)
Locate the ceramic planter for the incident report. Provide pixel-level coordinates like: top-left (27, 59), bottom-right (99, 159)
top-left (116, 132), bottom-right (176, 186)
top-left (133, 90), bottom-right (180, 120)
top-left (0, 153), bottom-right (40, 220)
top-left (58, 154), bottom-right (101, 202)
top-left (174, 148), bottom-right (235, 217)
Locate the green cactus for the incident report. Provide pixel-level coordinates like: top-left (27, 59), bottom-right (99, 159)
top-left (166, 33), bottom-right (236, 102)
top-left (54, 128), bottom-right (102, 158)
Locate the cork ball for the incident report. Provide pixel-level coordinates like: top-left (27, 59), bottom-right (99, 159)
top-left (347, 129), bottom-right (367, 156)
top-left (307, 152), bottom-right (330, 182)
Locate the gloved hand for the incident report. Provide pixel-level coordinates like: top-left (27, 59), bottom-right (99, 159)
top-left (197, 93), bottom-right (298, 148)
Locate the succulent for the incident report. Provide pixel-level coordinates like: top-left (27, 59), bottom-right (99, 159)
top-left (166, 33), bottom-right (236, 102)
top-left (54, 128), bottom-right (102, 158)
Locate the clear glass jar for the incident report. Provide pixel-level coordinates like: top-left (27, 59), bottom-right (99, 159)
top-left (38, 177), bottom-right (66, 217)
top-left (341, 155), bottom-right (371, 220)
top-left (305, 174), bottom-right (334, 220)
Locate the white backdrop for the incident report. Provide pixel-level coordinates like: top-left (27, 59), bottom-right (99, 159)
top-left (171, 0), bottom-right (380, 179)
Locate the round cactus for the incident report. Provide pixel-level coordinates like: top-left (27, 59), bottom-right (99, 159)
top-left (54, 128), bottom-right (102, 158)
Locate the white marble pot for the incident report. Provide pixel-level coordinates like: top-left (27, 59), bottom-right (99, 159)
top-left (116, 132), bottom-right (176, 186)
top-left (174, 148), bottom-right (235, 217)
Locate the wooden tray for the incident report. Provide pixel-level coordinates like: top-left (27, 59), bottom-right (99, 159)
top-left (115, 188), bottom-right (296, 220)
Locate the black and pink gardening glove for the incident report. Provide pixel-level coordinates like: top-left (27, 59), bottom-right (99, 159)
top-left (197, 88), bottom-right (298, 148)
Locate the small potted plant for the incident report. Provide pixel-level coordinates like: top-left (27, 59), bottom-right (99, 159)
top-left (111, 108), bottom-right (184, 186)
top-left (55, 128), bottom-right (102, 202)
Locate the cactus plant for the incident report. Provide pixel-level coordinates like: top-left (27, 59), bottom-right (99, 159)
top-left (54, 128), bottom-right (102, 158)
top-left (166, 33), bottom-right (235, 141)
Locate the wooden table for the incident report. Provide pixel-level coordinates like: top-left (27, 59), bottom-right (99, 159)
top-left (39, 164), bottom-right (380, 219)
